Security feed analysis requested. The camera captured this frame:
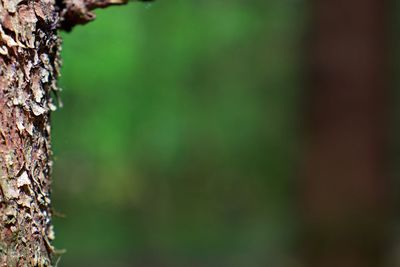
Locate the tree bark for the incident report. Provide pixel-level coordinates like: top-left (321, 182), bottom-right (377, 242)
top-left (301, 0), bottom-right (389, 266)
top-left (0, 0), bottom-right (129, 265)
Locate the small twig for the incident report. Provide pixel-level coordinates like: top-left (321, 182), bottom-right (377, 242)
top-left (59, 0), bottom-right (154, 31)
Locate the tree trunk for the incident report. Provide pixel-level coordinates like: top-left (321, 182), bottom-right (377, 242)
top-left (301, 0), bottom-right (389, 267)
top-left (0, 0), bottom-right (128, 265)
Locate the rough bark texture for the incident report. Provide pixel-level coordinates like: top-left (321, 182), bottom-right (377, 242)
top-left (0, 0), bottom-right (129, 265)
top-left (0, 1), bottom-right (60, 265)
top-left (301, 0), bottom-right (389, 266)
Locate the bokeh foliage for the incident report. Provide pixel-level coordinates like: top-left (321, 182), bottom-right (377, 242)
top-left (52, 1), bottom-right (306, 266)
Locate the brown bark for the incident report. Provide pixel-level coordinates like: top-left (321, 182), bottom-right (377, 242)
top-left (0, 1), bottom-right (60, 264)
top-left (0, 0), bottom-right (132, 265)
top-left (301, 0), bottom-right (389, 267)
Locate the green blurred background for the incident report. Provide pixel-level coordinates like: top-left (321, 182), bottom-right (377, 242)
top-left (52, 1), bottom-right (306, 266)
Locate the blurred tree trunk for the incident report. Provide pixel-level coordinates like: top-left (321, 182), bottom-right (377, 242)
top-left (0, 0), bottom-right (126, 265)
top-left (301, 0), bottom-right (389, 267)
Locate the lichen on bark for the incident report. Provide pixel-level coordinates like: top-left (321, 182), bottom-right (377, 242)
top-left (0, 0), bottom-right (132, 264)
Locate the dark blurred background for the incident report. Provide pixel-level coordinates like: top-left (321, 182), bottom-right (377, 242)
top-left (51, 1), bottom-right (399, 266)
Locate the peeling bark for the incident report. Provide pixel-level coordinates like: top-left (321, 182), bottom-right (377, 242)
top-left (0, 0), bottom-right (139, 265)
top-left (0, 0), bottom-right (60, 264)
